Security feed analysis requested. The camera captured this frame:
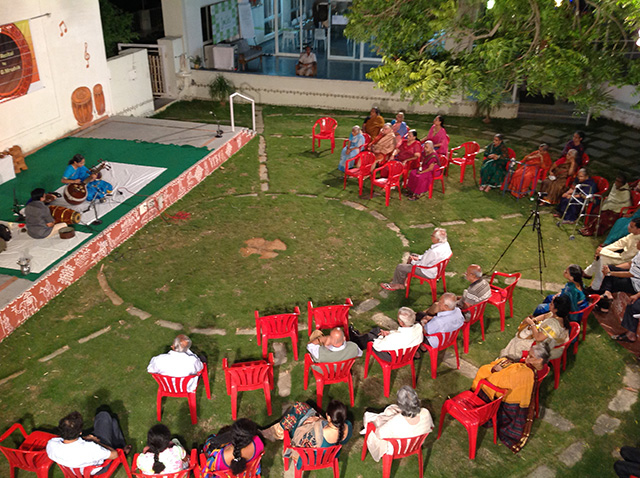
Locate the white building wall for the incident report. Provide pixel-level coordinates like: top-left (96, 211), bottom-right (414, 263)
top-left (601, 84), bottom-right (640, 129)
top-left (0, 0), bottom-right (111, 153)
top-left (107, 48), bottom-right (154, 117)
top-left (161, 0), bottom-right (211, 62)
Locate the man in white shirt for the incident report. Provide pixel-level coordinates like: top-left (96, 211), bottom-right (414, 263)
top-left (46, 410), bottom-right (130, 474)
top-left (584, 218), bottom-right (640, 290)
top-left (295, 45), bottom-right (317, 76)
top-left (147, 334), bottom-right (203, 392)
top-left (349, 307), bottom-right (423, 361)
top-left (421, 292), bottom-right (465, 348)
top-left (381, 228), bottom-right (452, 291)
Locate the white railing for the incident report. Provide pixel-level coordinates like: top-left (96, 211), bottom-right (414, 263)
top-left (229, 92), bottom-right (256, 132)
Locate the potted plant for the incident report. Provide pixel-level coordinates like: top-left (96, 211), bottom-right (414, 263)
top-left (208, 74), bottom-right (235, 106)
top-left (190, 55), bottom-right (202, 69)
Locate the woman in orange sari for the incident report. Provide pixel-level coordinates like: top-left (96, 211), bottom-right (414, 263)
top-left (508, 144), bottom-right (551, 198)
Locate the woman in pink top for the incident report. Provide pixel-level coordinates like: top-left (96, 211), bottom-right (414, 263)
top-left (136, 424), bottom-right (188, 475)
top-left (422, 115), bottom-right (449, 156)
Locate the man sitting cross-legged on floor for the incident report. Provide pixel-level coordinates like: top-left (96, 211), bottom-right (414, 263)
top-left (592, 240), bottom-right (640, 313)
top-left (349, 307), bottom-right (423, 361)
top-left (584, 217), bottom-right (640, 291)
top-left (307, 327), bottom-right (362, 367)
top-left (46, 410), bottom-right (131, 473)
top-left (420, 292), bottom-right (465, 349)
top-left (419, 264), bottom-right (490, 321)
top-left (147, 334), bottom-right (204, 392)
top-left (381, 227), bottom-right (451, 291)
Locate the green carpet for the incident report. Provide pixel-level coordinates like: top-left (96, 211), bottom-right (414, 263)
top-left (0, 137), bottom-right (210, 278)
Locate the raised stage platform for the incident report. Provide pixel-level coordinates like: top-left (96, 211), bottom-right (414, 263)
top-left (0, 116), bottom-right (254, 342)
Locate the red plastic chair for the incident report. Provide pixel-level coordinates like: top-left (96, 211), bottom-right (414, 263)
top-left (423, 330), bottom-right (460, 379)
top-left (283, 432), bottom-right (341, 478)
top-left (363, 342), bottom-right (420, 397)
top-left (132, 449), bottom-right (197, 478)
top-left (437, 379), bottom-right (507, 459)
top-left (402, 157), bottom-right (421, 189)
top-left (488, 271), bottom-right (522, 331)
top-left (196, 451), bottom-right (264, 477)
top-left (405, 254), bottom-right (452, 301)
top-left (307, 299), bottom-right (353, 338)
top-left (428, 155), bottom-right (447, 199)
top-left (255, 306), bottom-right (301, 361)
top-left (519, 355), bottom-right (550, 419)
top-left (570, 294), bottom-right (600, 342)
top-left (361, 422), bottom-right (429, 478)
top-left (223, 354), bottom-right (274, 420)
top-left (344, 151), bottom-right (376, 196)
top-left (446, 141), bottom-right (480, 183)
top-left (303, 353), bottom-right (356, 407)
top-left (150, 363), bottom-right (211, 425)
top-left (547, 322), bottom-right (580, 389)
top-left (461, 300), bottom-right (489, 354)
top-left (0, 424), bottom-right (56, 478)
top-left (56, 448), bottom-right (132, 478)
top-left (312, 117), bottom-right (338, 153)
top-left (370, 161), bottom-right (404, 207)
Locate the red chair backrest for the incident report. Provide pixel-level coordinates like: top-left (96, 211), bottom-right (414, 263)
top-left (631, 190), bottom-right (640, 207)
top-left (569, 294), bottom-right (600, 321)
top-left (567, 322), bottom-right (580, 343)
top-left (424, 329), bottom-right (459, 352)
top-left (354, 151), bottom-right (376, 174)
top-left (415, 254), bottom-right (452, 280)
top-left (591, 176), bottom-right (610, 195)
top-left (0, 446), bottom-right (52, 474)
top-left (57, 455), bottom-right (122, 478)
top-left (387, 344), bottom-right (421, 367)
top-left (490, 271), bottom-right (521, 301)
top-left (287, 438), bottom-right (341, 471)
top-left (384, 433), bottom-right (429, 459)
top-left (507, 148), bottom-right (516, 160)
top-left (151, 373), bottom-right (197, 395)
top-left (463, 141), bottom-right (480, 157)
top-left (223, 355), bottom-right (273, 392)
top-left (308, 299), bottom-right (352, 333)
top-left (314, 117), bottom-right (337, 135)
top-left (581, 153), bottom-right (590, 167)
top-left (197, 452), bottom-right (263, 478)
top-left (132, 452), bottom-right (195, 478)
top-left (386, 161), bottom-right (404, 181)
top-left (437, 154), bottom-right (448, 171)
top-left (255, 308), bottom-right (300, 338)
top-left (307, 354), bottom-right (356, 380)
top-left (363, 133), bottom-right (372, 146)
top-left (537, 363), bottom-right (550, 382)
top-left (463, 300), bottom-right (488, 326)
top-left (470, 379), bottom-right (507, 424)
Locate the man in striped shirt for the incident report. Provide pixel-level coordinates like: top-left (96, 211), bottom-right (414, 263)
top-left (457, 264), bottom-right (492, 317)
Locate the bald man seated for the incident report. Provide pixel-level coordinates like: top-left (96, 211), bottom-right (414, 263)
top-left (307, 327), bottom-right (362, 369)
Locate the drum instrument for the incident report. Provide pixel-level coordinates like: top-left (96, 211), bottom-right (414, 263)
top-left (58, 226), bottom-right (75, 239)
top-left (63, 161), bottom-right (110, 205)
top-left (49, 205), bottom-right (80, 224)
top-left (93, 84), bottom-right (105, 115)
top-left (71, 86), bottom-right (93, 126)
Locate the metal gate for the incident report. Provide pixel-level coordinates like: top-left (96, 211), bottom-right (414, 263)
top-left (117, 43), bottom-right (166, 97)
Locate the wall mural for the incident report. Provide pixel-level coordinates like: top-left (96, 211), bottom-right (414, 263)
top-left (0, 21), bottom-right (42, 104)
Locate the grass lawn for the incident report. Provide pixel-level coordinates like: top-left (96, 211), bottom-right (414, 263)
top-left (0, 102), bottom-right (638, 477)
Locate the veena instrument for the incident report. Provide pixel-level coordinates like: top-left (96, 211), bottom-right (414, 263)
top-left (63, 161), bottom-right (110, 205)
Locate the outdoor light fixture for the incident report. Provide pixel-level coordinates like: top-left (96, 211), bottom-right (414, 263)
top-left (487, 0), bottom-right (495, 9)
top-left (555, 0), bottom-right (562, 6)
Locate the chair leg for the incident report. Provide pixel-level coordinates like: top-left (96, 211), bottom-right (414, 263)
top-left (358, 177), bottom-right (364, 196)
top-left (348, 375), bottom-right (355, 407)
top-left (263, 383), bottom-right (272, 416)
top-left (187, 392), bottom-right (198, 425)
top-left (459, 164), bottom-right (466, 183)
top-left (454, 341), bottom-right (460, 369)
top-left (437, 405), bottom-right (448, 439)
top-left (499, 303), bottom-right (506, 331)
top-left (418, 449), bottom-right (424, 478)
top-left (429, 349), bottom-right (438, 379)
top-left (581, 315), bottom-right (587, 342)
top-left (509, 297), bottom-right (514, 317)
top-left (332, 459), bottom-right (340, 478)
top-left (463, 324), bottom-right (470, 354)
top-left (262, 336), bottom-right (268, 359)
top-left (552, 359), bottom-right (560, 389)
top-left (405, 276), bottom-right (412, 298)
top-left (480, 316), bottom-right (485, 341)
top-left (364, 351), bottom-right (371, 378)
top-left (411, 360), bottom-right (417, 388)
top-left (429, 281), bottom-right (437, 303)
top-left (385, 187), bottom-right (390, 207)
top-left (467, 424), bottom-right (479, 459)
top-left (317, 380), bottom-right (325, 409)
top-left (382, 455), bottom-right (393, 478)
top-left (343, 173), bottom-right (347, 190)
top-left (156, 390), bottom-right (162, 421)
top-left (292, 334), bottom-right (299, 361)
top-left (383, 366), bottom-right (391, 397)
top-left (231, 388), bottom-right (238, 420)
top-left (312, 137), bottom-right (315, 152)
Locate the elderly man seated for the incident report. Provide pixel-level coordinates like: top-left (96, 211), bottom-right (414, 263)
top-left (584, 217), bottom-right (640, 291)
top-left (46, 410), bottom-right (131, 473)
top-left (349, 307), bottom-right (423, 361)
top-left (471, 343), bottom-right (551, 453)
top-left (367, 123), bottom-right (396, 167)
top-left (420, 292), bottom-right (464, 349)
top-left (307, 327), bottom-right (362, 367)
top-left (419, 264), bottom-right (490, 320)
top-left (381, 228), bottom-right (451, 292)
top-left (147, 334), bottom-right (203, 392)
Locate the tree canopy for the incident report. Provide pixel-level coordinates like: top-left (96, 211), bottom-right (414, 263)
top-left (346, 0), bottom-right (640, 117)
top-left (99, 0), bottom-right (139, 57)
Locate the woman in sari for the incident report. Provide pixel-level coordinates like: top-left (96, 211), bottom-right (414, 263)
top-left (421, 115), bottom-right (449, 156)
top-left (363, 107), bottom-right (385, 138)
top-left (554, 168), bottom-right (597, 223)
top-left (479, 134), bottom-right (509, 192)
top-left (338, 125), bottom-right (365, 172)
top-left (471, 342), bottom-right (551, 453)
top-left (61, 154), bottom-right (113, 201)
top-left (580, 174), bottom-right (631, 236)
top-left (561, 131), bottom-right (586, 166)
top-left (508, 144), bottom-right (551, 198)
top-left (262, 400), bottom-right (352, 469)
top-left (406, 140), bottom-right (440, 200)
top-left (390, 111), bottom-right (408, 143)
top-left (539, 149), bottom-right (579, 204)
top-left (533, 264), bottom-right (586, 316)
top-left (393, 129), bottom-right (422, 164)
top-left (500, 295), bottom-right (571, 361)
top-left (201, 419), bottom-right (264, 477)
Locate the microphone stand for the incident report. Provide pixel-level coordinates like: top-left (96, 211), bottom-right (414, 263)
top-left (209, 111), bottom-right (223, 137)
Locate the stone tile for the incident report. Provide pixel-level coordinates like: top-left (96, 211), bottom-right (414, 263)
top-left (258, 136), bottom-right (266, 155)
top-left (441, 220), bottom-right (465, 226)
top-left (342, 200), bottom-right (367, 211)
top-left (397, 234), bottom-right (410, 248)
top-left (444, 271), bottom-right (457, 277)
top-left (155, 320), bottom-right (182, 331)
top-left (623, 365), bottom-right (640, 389)
top-left (592, 414), bottom-right (621, 435)
top-left (594, 132), bottom-right (618, 141)
top-left (277, 369), bottom-right (291, 396)
top-left (273, 342), bottom-right (288, 366)
top-left (39, 345), bottom-right (70, 363)
top-left (260, 183), bottom-right (269, 192)
top-left (599, 125), bottom-right (621, 134)
top-left (371, 312), bottom-right (398, 330)
top-left (540, 408), bottom-right (575, 431)
top-left (378, 289), bottom-right (389, 299)
top-left (607, 389), bottom-right (637, 412)
top-left (621, 130), bottom-right (640, 140)
top-left (558, 441), bottom-right (586, 467)
top-left (259, 164), bottom-right (269, 181)
top-left (0, 370), bottom-right (25, 386)
top-left (501, 213), bottom-right (523, 219)
top-left (297, 194), bottom-right (317, 198)
top-left (472, 217), bottom-right (494, 223)
top-left (126, 306), bottom-right (151, 320)
top-left (354, 298), bottom-right (380, 314)
top-left (537, 135), bottom-right (562, 145)
top-left (443, 349), bottom-right (478, 378)
top-left (369, 210), bottom-right (387, 221)
top-left (585, 148), bottom-right (606, 159)
top-left (386, 223), bottom-right (401, 233)
top-left (409, 223), bottom-right (435, 229)
top-left (236, 193), bottom-right (259, 197)
top-left (527, 465), bottom-right (556, 478)
top-left (590, 140), bottom-right (613, 150)
top-left (520, 124), bottom-right (545, 131)
top-left (78, 326), bottom-right (111, 344)
top-left (541, 128), bottom-right (566, 137)
top-left (513, 129), bottom-right (541, 139)
top-left (236, 328), bottom-right (255, 335)
top-left (617, 147), bottom-right (636, 158)
top-left (190, 327), bottom-right (227, 336)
